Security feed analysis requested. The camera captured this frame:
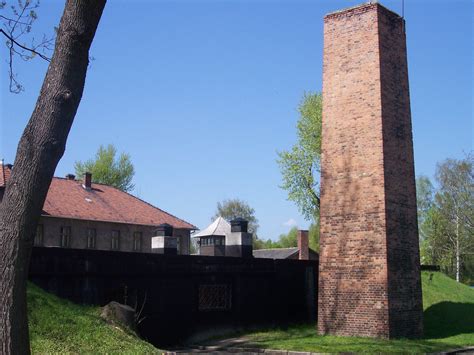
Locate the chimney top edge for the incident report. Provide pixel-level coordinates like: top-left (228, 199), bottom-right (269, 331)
top-left (325, 2), bottom-right (401, 20)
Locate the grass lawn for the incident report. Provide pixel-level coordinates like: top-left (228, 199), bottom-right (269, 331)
top-left (221, 272), bottom-right (474, 353)
top-left (27, 271), bottom-right (473, 353)
top-left (27, 282), bottom-right (159, 353)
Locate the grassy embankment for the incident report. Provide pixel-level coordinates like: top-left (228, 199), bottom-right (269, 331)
top-left (227, 271), bottom-right (474, 353)
top-left (27, 282), bottom-right (158, 353)
top-left (27, 271), bottom-right (474, 353)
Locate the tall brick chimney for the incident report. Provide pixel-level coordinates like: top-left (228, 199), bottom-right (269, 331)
top-left (297, 230), bottom-right (309, 260)
top-left (318, 3), bottom-right (423, 339)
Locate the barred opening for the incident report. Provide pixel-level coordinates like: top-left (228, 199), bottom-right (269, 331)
top-left (198, 284), bottom-right (231, 311)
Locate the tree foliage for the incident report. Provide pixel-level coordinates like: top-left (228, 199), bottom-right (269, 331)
top-left (253, 222), bottom-right (320, 252)
top-left (418, 153), bottom-right (474, 283)
top-left (213, 198), bottom-right (259, 234)
top-left (277, 92), bottom-right (322, 221)
top-left (75, 144), bottom-right (135, 192)
top-left (416, 175), bottom-right (435, 240)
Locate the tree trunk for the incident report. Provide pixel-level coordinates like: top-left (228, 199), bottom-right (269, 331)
top-left (0, 1), bottom-right (106, 353)
top-left (456, 214), bottom-right (460, 282)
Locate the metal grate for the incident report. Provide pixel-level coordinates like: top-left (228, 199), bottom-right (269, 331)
top-left (198, 284), bottom-right (231, 311)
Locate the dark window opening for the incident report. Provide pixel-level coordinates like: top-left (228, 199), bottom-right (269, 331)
top-left (34, 224), bottom-right (44, 246)
top-left (133, 231), bottom-right (142, 251)
top-left (86, 228), bottom-right (96, 249)
top-left (111, 230), bottom-right (120, 250)
top-left (60, 226), bottom-right (71, 248)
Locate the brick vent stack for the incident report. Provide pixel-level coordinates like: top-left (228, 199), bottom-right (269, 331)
top-left (318, 3), bottom-right (423, 339)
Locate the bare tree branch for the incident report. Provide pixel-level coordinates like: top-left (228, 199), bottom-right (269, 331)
top-left (1, 29), bottom-right (50, 60)
top-left (1, 0), bottom-right (54, 92)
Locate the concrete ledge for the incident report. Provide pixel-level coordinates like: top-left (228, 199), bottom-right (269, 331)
top-left (164, 348), bottom-right (322, 354)
top-left (431, 347), bottom-right (474, 355)
top-left (165, 346), bottom-right (474, 354)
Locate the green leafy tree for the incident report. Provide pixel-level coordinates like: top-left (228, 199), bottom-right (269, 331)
top-left (420, 204), bottom-right (451, 266)
top-left (277, 92), bottom-right (322, 221)
top-left (416, 176), bottom-right (435, 223)
top-left (434, 154), bottom-right (473, 282)
top-left (308, 221), bottom-right (320, 253)
top-left (75, 144), bottom-right (135, 192)
top-left (416, 175), bottom-right (435, 248)
top-left (253, 238), bottom-right (280, 250)
top-left (213, 198), bottom-right (259, 234)
top-left (420, 154), bottom-right (473, 283)
top-left (277, 227), bottom-right (298, 248)
top-left (261, 222), bottom-right (319, 252)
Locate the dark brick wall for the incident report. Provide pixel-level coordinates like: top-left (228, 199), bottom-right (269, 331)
top-left (29, 247), bottom-right (318, 346)
top-left (318, 3), bottom-right (422, 339)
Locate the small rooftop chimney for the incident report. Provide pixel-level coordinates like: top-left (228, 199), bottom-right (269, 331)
top-left (152, 223), bottom-right (177, 255)
top-left (227, 218), bottom-right (252, 258)
top-left (230, 217), bottom-right (248, 233)
top-left (83, 172), bottom-right (92, 189)
top-left (66, 173), bottom-right (76, 180)
top-left (155, 223), bottom-right (173, 237)
top-left (297, 230), bottom-right (309, 260)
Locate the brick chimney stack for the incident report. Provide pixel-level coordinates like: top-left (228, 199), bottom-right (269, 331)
top-left (318, 3), bottom-right (422, 339)
top-left (83, 172), bottom-right (92, 189)
top-left (297, 230), bottom-right (309, 260)
top-left (65, 174), bottom-right (75, 180)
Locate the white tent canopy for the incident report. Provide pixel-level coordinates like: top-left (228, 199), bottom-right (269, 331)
top-left (192, 216), bottom-right (230, 238)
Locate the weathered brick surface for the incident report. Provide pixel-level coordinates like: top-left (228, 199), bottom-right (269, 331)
top-left (318, 3), bottom-right (422, 338)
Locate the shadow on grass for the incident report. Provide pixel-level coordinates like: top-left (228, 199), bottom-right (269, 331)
top-left (195, 302), bottom-right (474, 353)
top-left (424, 302), bottom-right (474, 339)
top-left (238, 324), bottom-right (462, 353)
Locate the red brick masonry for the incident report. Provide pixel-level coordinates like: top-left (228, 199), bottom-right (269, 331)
top-left (318, 3), bottom-right (423, 338)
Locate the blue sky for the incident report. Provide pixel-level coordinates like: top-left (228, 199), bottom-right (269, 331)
top-left (1, 0), bottom-right (472, 240)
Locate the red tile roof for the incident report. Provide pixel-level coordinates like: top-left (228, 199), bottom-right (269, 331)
top-left (0, 164), bottom-right (196, 229)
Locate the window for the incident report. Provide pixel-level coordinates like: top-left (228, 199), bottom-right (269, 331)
top-left (133, 232), bottom-right (142, 251)
top-left (60, 226), bottom-right (71, 248)
top-left (176, 236), bottom-right (181, 254)
top-left (86, 228), bottom-right (96, 249)
top-left (200, 236), bottom-right (224, 246)
top-left (34, 224), bottom-right (43, 246)
top-left (111, 230), bottom-right (120, 250)
top-left (198, 284), bottom-right (232, 311)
